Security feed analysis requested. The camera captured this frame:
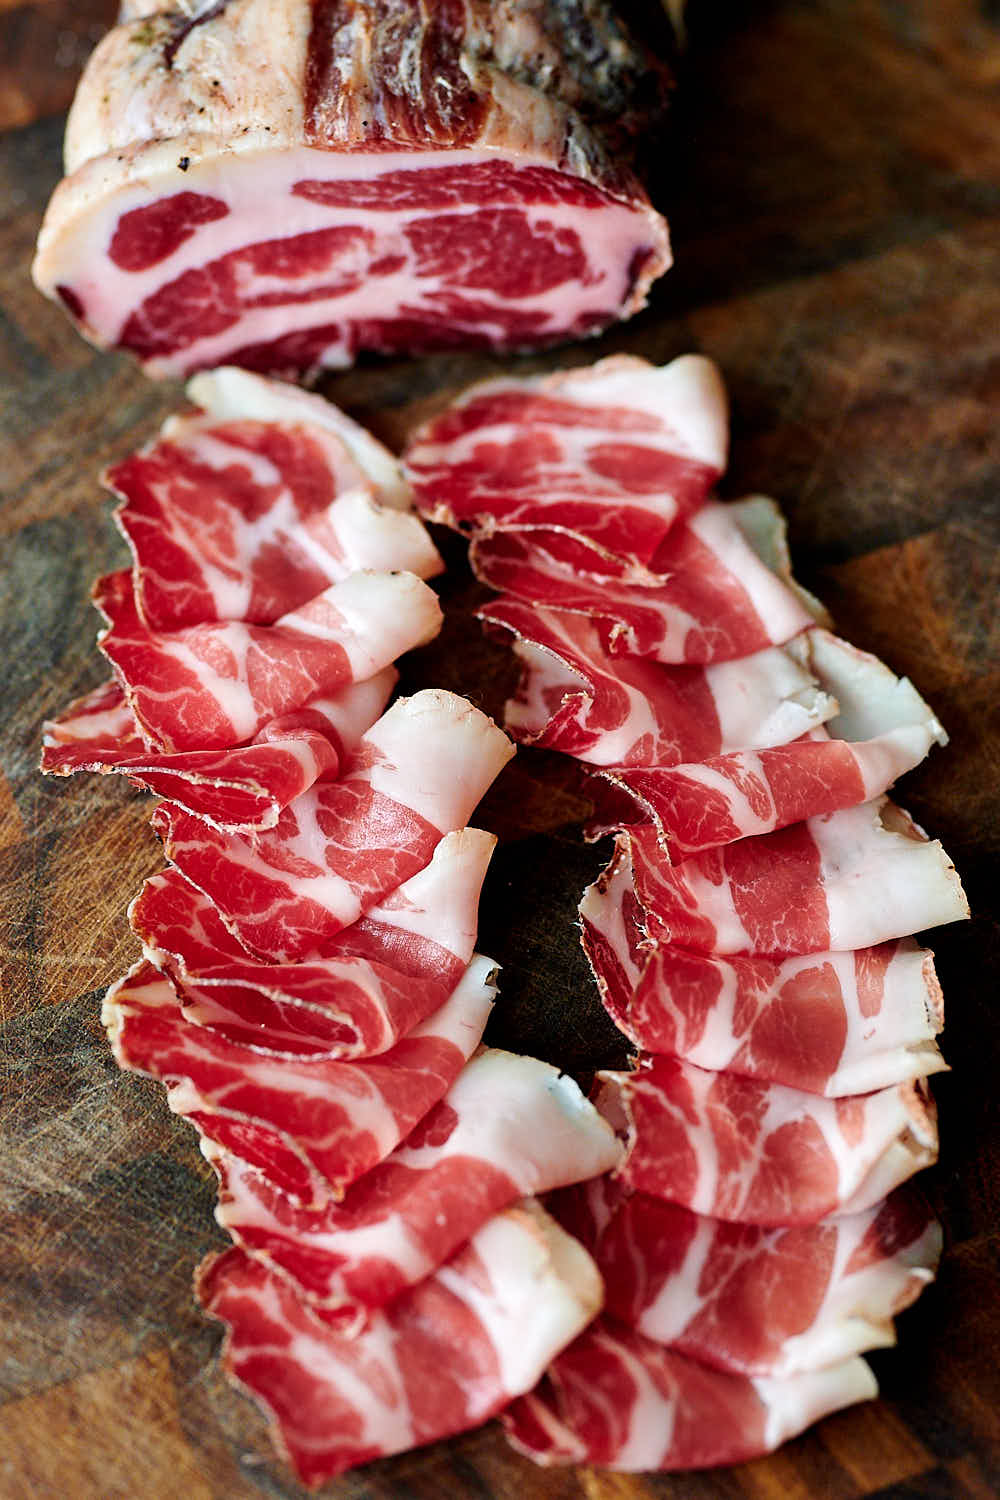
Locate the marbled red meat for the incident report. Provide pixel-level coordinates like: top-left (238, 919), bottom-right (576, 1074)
top-left (596, 1054), bottom-right (938, 1224)
top-left (184, 368), bottom-right (414, 507)
top-left (41, 671), bottom-right (395, 831)
top-left (109, 191), bottom-right (230, 272)
top-left (208, 1047), bottom-right (620, 1323)
top-left (601, 800), bottom-right (968, 958)
top-left (104, 956), bottom-right (497, 1207)
top-left (197, 1201), bottom-right (603, 1486)
top-left (407, 356), bottom-right (727, 566)
top-left (482, 604), bottom-right (835, 767)
top-left (581, 872), bottom-right (945, 1094)
top-left (588, 729), bottom-right (940, 854)
top-left (502, 1317), bottom-right (876, 1471)
top-left (40, 677), bottom-right (143, 762)
top-left (585, 631), bottom-right (947, 851)
top-left (95, 564), bottom-right (441, 753)
top-left (551, 1178), bottom-right (941, 1377)
top-left (34, 4), bottom-right (672, 374)
top-left (151, 690), bottom-right (514, 961)
top-left (131, 829), bottom-right (496, 1058)
top-left (110, 383), bottom-right (440, 631)
top-left (468, 498), bottom-right (813, 664)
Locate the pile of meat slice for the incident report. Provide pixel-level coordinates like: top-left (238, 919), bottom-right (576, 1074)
top-left (42, 369), bottom-right (624, 1486)
top-left (33, 0), bottom-right (673, 377)
top-left (404, 352), bottom-right (969, 1471)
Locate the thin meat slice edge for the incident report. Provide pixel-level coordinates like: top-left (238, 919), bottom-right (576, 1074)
top-left (196, 1199), bottom-right (604, 1487)
top-left (586, 631), bottom-right (948, 853)
top-left (407, 355), bottom-right (727, 566)
top-left (185, 369), bottom-right (413, 509)
top-left (581, 854), bottom-right (946, 1094)
top-left (95, 565), bottom-right (441, 753)
top-left (612, 799), bottom-right (968, 957)
top-left (468, 499), bottom-right (813, 664)
top-left (550, 1178), bottom-right (941, 1376)
top-left (152, 689), bottom-right (515, 962)
top-left (41, 670), bottom-right (396, 831)
top-left (502, 1317), bottom-right (876, 1471)
top-left (110, 411), bottom-right (441, 631)
top-left (595, 1054), bottom-right (938, 1225)
top-left (482, 605), bottom-right (836, 768)
top-left (103, 955), bottom-right (497, 1207)
top-left (207, 1046), bottom-right (622, 1323)
top-left (131, 829), bottom-right (497, 1058)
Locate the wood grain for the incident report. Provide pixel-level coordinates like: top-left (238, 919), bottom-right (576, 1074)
top-left (0, 0), bottom-right (113, 130)
top-left (1, 1), bottom-right (999, 1496)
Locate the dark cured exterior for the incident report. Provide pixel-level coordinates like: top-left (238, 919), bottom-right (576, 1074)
top-left (303, 0), bottom-right (671, 162)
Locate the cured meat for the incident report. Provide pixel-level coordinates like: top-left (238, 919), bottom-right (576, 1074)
top-left (185, 369), bottom-right (414, 507)
top-left (482, 603), bottom-right (835, 766)
top-left (197, 1200), bottom-right (603, 1486)
top-left (587, 727), bottom-right (946, 854)
top-left (95, 565), bottom-right (441, 753)
top-left (40, 677), bottom-right (143, 763)
top-left (717, 493), bottom-right (830, 627)
top-left (110, 397), bottom-right (440, 632)
top-left (581, 888), bottom-right (946, 1093)
top-left (596, 1054), bottom-right (938, 1224)
top-left (152, 690), bottom-right (514, 961)
top-left (551, 1178), bottom-right (941, 1377)
top-left (582, 797), bottom-right (948, 1096)
top-left (208, 1047), bottom-right (621, 1321)
top-left (407, 356), bottom-right (727, 566)
top-left (587, 632), bottom-right (948, 853)
top-left (34, 4), bottom-right (671, 375)
top-left (41, 671), bottom-right (395, 831)
top-left (610, 799), bottom-right (969, 957)
top-left (502, 1316), bottom-right (877, 1471)
top-left (468, 499), bottom-right (814, 664)
top-left (131, 829), bottom-right (496, 1058)
top-left (104, 955), bottom-right (497, 1207)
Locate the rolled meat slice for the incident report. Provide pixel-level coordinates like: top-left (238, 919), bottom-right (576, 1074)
top-left (482, 603), bottom-right (836, 766)
top-left (104, 956), bottom-right (497, 1207)
top-left (551, 1178), bottom-right (941, 1377)
top-left (596, 1055), bottom-right (938, 1225)
top-left (208, 1047), bottom-right (621, 1323)
top-left (96, 565), bottom-right (441, 752)
top-left (34, 2), bottom-right (671, 376)
top-left (581, 883), bottom-right (946, 1094)
top-left (110, 388), bottom-right (440, 632)
top-left (604, 800), bottom-right (968, 957)
top-left (41, 671), bottom-right (396, 832)
top-left (197, 1200), bottom-right (603, 1486)
top-left (586, 632), bottom-right (947, 853)
top-left (502, 1316), bottom-right (877, 1471)
top-left (152, 690), bottom-right (514, 961)
top-left (408, 355), bottom-right (726, 566)
top-left (468, 499), bottom-right (814, 664)
top-left (131, 830), bottom-right (496, 1058)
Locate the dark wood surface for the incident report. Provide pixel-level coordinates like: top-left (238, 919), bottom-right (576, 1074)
top-left (1, 3), bottom-right (999, 1496)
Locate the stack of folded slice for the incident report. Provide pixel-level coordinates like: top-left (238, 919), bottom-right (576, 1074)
top-left (404, 351), bottom-right (969, 1471)
top-left (41, 368), bottom-right (625, 1486)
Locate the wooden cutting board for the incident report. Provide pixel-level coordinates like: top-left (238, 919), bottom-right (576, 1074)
top-left (1, 2), bottom-right (998, 1496)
